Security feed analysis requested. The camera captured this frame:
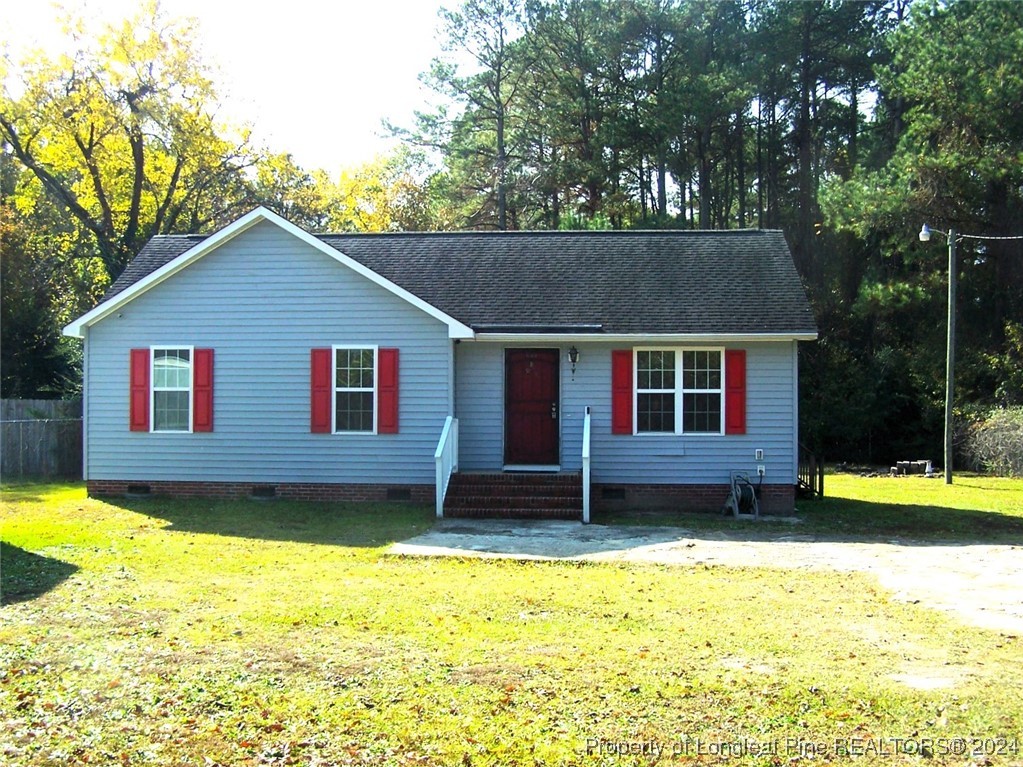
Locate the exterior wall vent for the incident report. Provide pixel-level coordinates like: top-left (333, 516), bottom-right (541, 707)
top-left (386, 487), bottom-right (413, 502)
top-left (251, 485), bottom-right (278, 499)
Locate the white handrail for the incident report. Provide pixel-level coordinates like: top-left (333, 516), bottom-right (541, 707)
top-left (581, 406), bottom-right (591, 524)
top-left (434, 416), bottom-right (459, 518)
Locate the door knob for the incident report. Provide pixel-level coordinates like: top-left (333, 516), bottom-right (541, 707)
top-left (551, 402), bottom-right (558, 419)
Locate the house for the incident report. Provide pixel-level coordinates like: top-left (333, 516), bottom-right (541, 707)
top-left (63, 207), bottom-right (817, 520)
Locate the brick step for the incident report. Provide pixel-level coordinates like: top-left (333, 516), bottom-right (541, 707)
top-left (445, 506), bottom-right (583, 520)
top-left (449, 472), bottom-right (582, 485)
top-left (443, 472), bottom-right (583, 520)
top-left (444, 484), bottom-right (582, 498)
top-left (444, 494), bottom-right (583, 510)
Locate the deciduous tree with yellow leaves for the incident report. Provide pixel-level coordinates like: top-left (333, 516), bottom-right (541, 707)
top-left (1, 1), bottom-right (255, 281)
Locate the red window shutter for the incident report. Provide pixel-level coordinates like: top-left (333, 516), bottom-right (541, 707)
top-left (377, 348), bottom-right (399, 434)
top-left (611, 349), bottom-right (633, 435)
top-left (725, 349), bottom-right (747, 435)
top-left (193, 349), bottom-right (214, 432)
top-left (129, 348), bottom-right (150, 432)
top-left (310, 348), bottom-right (333, 433)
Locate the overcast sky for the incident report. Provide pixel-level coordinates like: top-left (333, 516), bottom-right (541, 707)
top-left (3, 0), bottom-right (449, 173)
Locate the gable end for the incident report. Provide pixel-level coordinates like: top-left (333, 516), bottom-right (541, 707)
top-left (63, 207), bottom-right (474, 340)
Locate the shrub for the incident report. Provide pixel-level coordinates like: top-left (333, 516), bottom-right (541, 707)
top-left (965, 407), bottom-right (1023, 477)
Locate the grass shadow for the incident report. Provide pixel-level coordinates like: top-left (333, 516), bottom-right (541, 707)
top-left (796, 494), bottom-right (1023, 543)
top-left (101, 485), bottom-right (1023, 552)
top-left (104, 495), bottom-right (436, 548)
top-left (594, 495), bottom-right (1023, 545)
top-left (1, 541), bottom-right (79, 605)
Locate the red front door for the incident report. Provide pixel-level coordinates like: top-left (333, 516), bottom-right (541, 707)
top-left (505, 349), bottom-right (560, 466)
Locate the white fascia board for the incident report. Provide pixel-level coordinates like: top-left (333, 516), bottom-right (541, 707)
top-left (470, 332), bottom-right (819, 343)
top-left (63, 206), bottom-right (475, 340)
top-left (63, 208), bottom-right (268, 338)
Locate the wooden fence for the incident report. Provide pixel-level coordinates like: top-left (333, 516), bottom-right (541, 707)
top-left (1, 400), bottom-right (83, 479)
top-left (797, 442), bottom-right (824, 498)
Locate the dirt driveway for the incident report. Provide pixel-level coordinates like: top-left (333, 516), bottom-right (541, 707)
top-left (392, 519), bottom-right (1023, 634)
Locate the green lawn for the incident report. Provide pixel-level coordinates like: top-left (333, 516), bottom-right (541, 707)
top-left (2, 480), bottom-right (1022, 766)
top-left (598, 472), bottom-right (1023, 543)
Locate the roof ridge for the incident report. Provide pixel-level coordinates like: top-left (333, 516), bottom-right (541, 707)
top-left (149, 228), bottom-right (785, 241)
top-left (316, 228), bottom-right (781, 238)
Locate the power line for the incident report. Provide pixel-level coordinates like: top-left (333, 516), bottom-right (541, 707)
top-left (956, 232), bottom-right (1023, 241)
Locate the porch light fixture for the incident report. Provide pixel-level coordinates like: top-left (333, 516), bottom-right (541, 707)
top-left (918, 223), bottom-right (1023, 484)
top-left (568, 346), bottom-right (580, 375)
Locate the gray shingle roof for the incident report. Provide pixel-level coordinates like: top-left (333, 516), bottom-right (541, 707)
top-left (104, 229), bottom-right (816, 336)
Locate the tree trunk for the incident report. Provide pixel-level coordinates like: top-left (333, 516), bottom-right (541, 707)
top-left (639, 158), bottom-right (648, 221)
top-left (847, 79), bottom-right (859, 175)
top-left (737, 112), bottom-right (746, 228)
top-left (793, 6), bottom-right (817, 281)
top-left (497, 109), bottom-right (507, 230)
top-left (656, 145), bottom-right (667, 217)
top-left (697, 124), bottom-right (712, 228)
top-left (756, 98), bottom-right (764, 228)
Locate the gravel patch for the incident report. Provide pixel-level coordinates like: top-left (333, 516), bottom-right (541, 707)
top-left (391, 520), bottom-right (1023, 634)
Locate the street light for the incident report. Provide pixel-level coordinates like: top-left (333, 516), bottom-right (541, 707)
top-left (918, 223), bottom-right (1023, 484)
top-left (918, 224), bottom-right (957, 484)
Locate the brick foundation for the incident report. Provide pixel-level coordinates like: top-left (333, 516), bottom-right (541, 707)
top-left (87, 479), bottom-right (795, 515)
top-left (87, 479), bottom-right (433, 504)
top-left (593, 482), bottom-right (796, 515)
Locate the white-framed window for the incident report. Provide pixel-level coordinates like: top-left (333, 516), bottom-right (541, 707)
top-left (152, 346), bottom-right (192, 432)
top-left (334, 345), bottom-right (377, 433)
top-left (635, 348), bottom-right (723, 435)
top-left (636, 350), bottom-right (676, 433)
top-left (682, 350), bottom-right (723, 433)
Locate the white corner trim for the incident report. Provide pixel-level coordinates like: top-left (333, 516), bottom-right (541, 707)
top-left (62, 207), bottom-right (475, 340)
top-left (81, 328), bottom-right (90, 481)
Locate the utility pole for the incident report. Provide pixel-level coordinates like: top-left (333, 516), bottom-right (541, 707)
top-left (920, 223), bottom-right (1023, 483)
top-left (944, 228), bottom-right (956, 485)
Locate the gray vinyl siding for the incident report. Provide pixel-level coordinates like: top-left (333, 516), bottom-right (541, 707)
top-left (456, 340), bottom-right (799, 484)
top-left (455, 342), bottom-right (506, 470)
top-left (86, 220), bottom-right (451, 484)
